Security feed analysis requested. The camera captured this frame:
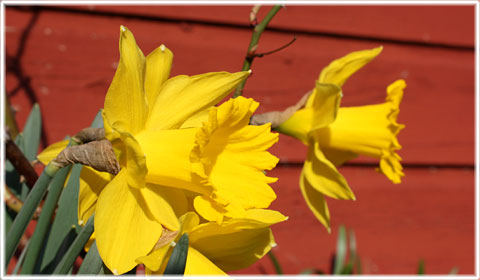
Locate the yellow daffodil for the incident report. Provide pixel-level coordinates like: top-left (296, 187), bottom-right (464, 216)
top-left (137, 209), bottom-right (287, 275)
top-left (38, 26), bottom-right (281, 274)
top-left (276, 47), bottom-right (406, 230)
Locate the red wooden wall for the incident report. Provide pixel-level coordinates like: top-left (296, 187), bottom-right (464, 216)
top-left (4, 4), bottom-right (476, 275)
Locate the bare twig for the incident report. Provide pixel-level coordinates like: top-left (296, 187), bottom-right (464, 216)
top-left (5, 128), bottom-right (39, 188)
top-left (4, 185), bottom-right (40, 219)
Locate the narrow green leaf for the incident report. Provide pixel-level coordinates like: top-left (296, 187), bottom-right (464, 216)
top-left (5, 205), bottom-right (15, 234)
top-left (5, 162), bottom-right (60, 268)
top-left (90, 109), bottom-right (104, 128)
top-left (22, 103), bottom-right (42, 161)
top-left (21, 165), bottom-right (71, 274)
top-left (348, 229), bottom-right (361, 274)
top-left (77, 241), bottom-right (103, 274)
top-left (417, 259), bottom-right (425, 275)
top-left (20, 104), bottom-right (42, 200)
top-left (12, 239), bottom-right (30, 274)
top-left (300, 268), bottom-right (324, 275)
top-left (268, 250), bottom-right (283, 275)
top-left (5, 134), bottom-right (25, 199)
top-left (164, 234), bottom-right (189, 275)
top-left (449, 266), bottom-right (459, 275)
top-left (40, 164), bottom-right (82, 272)
top-left (333, 225), bottom-right (347, 274)
top-left (52, 216), bottom-right (94, 274)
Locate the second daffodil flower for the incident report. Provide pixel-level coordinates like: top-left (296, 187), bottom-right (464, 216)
top-left (275, 47), bottom-right (406, 231)
top-left (38, 26), bottom-right (283, 275)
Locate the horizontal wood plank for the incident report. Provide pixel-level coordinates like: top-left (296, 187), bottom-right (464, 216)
top-left (5, 8), bottom-right (475, 166)
top-left (57, 5), bottom-right (475, 47)
top-left (235, 166), bottom-right (475, 274)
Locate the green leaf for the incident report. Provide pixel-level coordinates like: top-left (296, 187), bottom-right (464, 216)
top-left (348, 229), bottom-right (362, 274)
top-left (268, 250), bottom-right (283, 274)
top-left (333, 225), bottom-right (347, 274)
top-left (52, 216), bottom-right (94, 274)
top-left (5, 134), bottom-right (25, 199)
top-left (417, 259), bottom-right (425, 275)
top-left (21, 165), bottom-right (72, 274)
top-left (5, 162), bottom-right (61, 268)
top-left (12, 239), bottom-right (30, 274)
top-left (90, 109), bottom-right (103, 128)
top-left (19, 104), bottom-right (42, 200)
top-left (300, 268), bottom-right (324, 275)
top-left (449, 266), bottom-right (459, 275)
top-left (22, 103), bottom-right (42, 161)
top-left (39, 164), bottom-right (82, 273)
top-left (164, 233), bottom-right (189, 275)
top-left (77, 241), bottom-right (103, 274)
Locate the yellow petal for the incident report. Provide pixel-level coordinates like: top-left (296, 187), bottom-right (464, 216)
top-left (135, 244), bottom-right (171, 273)
top-left (119, 130), bottom-right (147, 189)
top-left (180, 107), bottom-right (211, 129)
top-left (310, 83), bottom-right (342, 130)
top-left (104, 26), bottom-right (147, 134)
top-left (141, 184), bottom-right (182, 231)
top-left (193, 195), bottom-right (246, 223)
top-left (184, 247), bottom-right (228, 276)
top-left (95, 169), bottom-right (162, 275)
top-left (179, 212), bottom-right (200, 234)
top-left (322, 147), bottom-right (358, 167)
top-left (300, 171), bottom-right (331, 231)
top-left (303, 141), bottom-right (355, 200)
top-left (278, 83), bottom-right (342, 142)
top-left (145, 44), bottom-right (173, 108)
top-left (78, 166), bottom-right (112, 225)
top-left (135, 129), bottom-right (211, 195)
top-left (36, 139), bottom-right (69, 165)
top-left (145, 71), bottom-right (250, 130)
top-left (318, 46), bottom-right (383, 87)
top-left (190, 220), bottom-right (279, 271)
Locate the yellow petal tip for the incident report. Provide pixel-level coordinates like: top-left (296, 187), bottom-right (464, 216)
top-left (248, 69), bottom-right (252, 74)
top-left (160, 44), bottom-right (166, 52)
top-left (120, 25), bottom-right (126, 32)
top-left (78, 220), bottom-right (84, 226)
top-left (271, 243), bottom-right (277, 248)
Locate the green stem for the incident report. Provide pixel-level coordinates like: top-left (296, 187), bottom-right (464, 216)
top-left (233, 5), bottom-right (282, 98)
top-left (20, 165), bottom-right (72, 274)
top-left (268, 250), bottom-right (283, 275)
top-left (5, 162), bottom-right (61, 268)
top-left (52, 216), bottom-right (94, 275)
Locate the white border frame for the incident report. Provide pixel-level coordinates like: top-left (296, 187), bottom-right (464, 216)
top-left (0, 1), bottom-right (478, 279)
